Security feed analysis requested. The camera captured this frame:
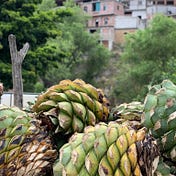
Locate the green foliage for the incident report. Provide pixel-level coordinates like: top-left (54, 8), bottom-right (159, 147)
top-left (115, 14), bottom-right (176, 103)
top-left (0, 0), bottom-right (111, 91)
top-left (37, 0), bottom-right (57, 11)
top-left (81, 43), bottom-right (111, 83)
top-left (161, 56), bottom-right (176, 82)
top-left (23, 69), bottom-right (37, 92)
top-left (58, 0), bottom-right (111, 84)
top-left (34, 81), bottom-right (44, 92)
top-left (0, 62), bottom-right (12, 90)
top-left (0, 0), bottom-right (71, 90)
top-left (43, 63), bottom-right (72, 87)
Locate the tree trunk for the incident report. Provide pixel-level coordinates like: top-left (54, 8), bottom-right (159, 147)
top-left (8, 34), bottom-right (29, 109)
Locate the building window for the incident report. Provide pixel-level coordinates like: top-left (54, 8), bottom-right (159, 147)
top-left (83, 6), bottom-right (88, 12)
top-left (90, 29), bottom-right (96, 33)
top-left (104, 17), bottom-right (109, 25)
top-left (157, 1), bottom-right (164, 5)
top-left (117, 5), bottom-right (119, 10)
top-left (167, 1), bottom-right (174, 5)
top-left (167, 10), bottom-right (172, 14)
top-left (103, 5), bottom-right (107, 11)
top-left (92, 2), bottom-right (100, 11)
top-left (95, 19), bottom-right (99, 27)
top-left (138, 0), bottom-right (142, 5)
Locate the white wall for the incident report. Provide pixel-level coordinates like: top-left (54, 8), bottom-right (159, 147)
top-left (132, 10), bottom-right (147, 19)
top-left (115, 16), bottom-right (139, 29)
top-left (147, 5), bottom-right (176, 15)
top-left (129, 0), bottom-right (147, 10)
top-left (0, 92), bottom-right (39, 108)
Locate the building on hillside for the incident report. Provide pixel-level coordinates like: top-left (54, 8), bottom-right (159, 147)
top-left (147, 0), bottom-right (176, 19)
top-left (77, 0), bottom-right (148, 49)
top-left (114, 16), bottom-right (145, 44)
top-left (116, 0), bottom-right (176, 43)
top-left (114, 0), bottom-right (147, 44)
top-left (127, 0), bottom-right (176, 19)
top-left (77, 0), bottom-right (125, 50)
top-left (150, 0), bottom-right (176, 5)
top-left (115, 0), bottom-right (176, 45)
top-left (76, 0), bottom-right (176, 49)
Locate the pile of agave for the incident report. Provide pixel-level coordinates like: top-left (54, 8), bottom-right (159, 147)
top-left (0, 79), bottom-right (176, 176)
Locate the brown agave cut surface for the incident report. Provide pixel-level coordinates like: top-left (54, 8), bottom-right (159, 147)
top-left (0, 105), bottom-right (57, 176)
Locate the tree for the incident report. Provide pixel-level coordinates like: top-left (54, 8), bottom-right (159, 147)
top-left (0, 0), bottom-right (71, 90)
top-left (0, 0), bottom-right (41, 89)
top-left (33, 0), bottom-right (111, 87)
top-left (114, 14), bottom-right (176, 103)
top-left (37, 0), bottom-right (57, 11)
top-left (0, 0), bottom-right (111, 91)
top-left (56, 0), bottom-right (111, 85)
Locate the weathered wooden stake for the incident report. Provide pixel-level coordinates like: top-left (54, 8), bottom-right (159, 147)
top-left (0, 83), bottom-right (3, 104)
top-left (8, 34), bottom-right (29, 109)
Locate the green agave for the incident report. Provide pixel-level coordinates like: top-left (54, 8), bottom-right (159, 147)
top-left (0, 105), bottom-right (57, 176)
top-left (111, 101), bottom-right (144, 121)
top-left (143, 80), bottom-right (176, 175)
top-left (54, 122), bottom-right (159, 176)
top-left (32, 79), bottom-right (110, 135)
top-left (110, 101), bottom-right (144, 130)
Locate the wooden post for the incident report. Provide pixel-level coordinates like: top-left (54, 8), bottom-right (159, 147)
top-left (0, 83), bottom-right (3, 104)
top-left (8, 34), bottom-right (29, 109)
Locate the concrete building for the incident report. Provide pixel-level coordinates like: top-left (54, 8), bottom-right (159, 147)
top-left (78, 0), bottom-right (125, 50)
top-left (128, 0), bottom-right (176, 19)
top-left (77, 0), bottom-right (176, 49)
top-left (114, 16), bottom-right (143, 44)
top-left (115, 0), bottom-right (176, 44)
top-left (114, 0), bottom-right (148, 44)
top-left (151, 0), bottom-right (176, 5)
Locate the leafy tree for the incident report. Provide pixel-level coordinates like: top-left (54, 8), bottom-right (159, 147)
top-left (0, 0), bottom-right (71, 90)
top-left (34, 0), bottom-right (111, 87)
top-left (34, 81), bottom-right (44, 92)
top-left (114, 14), bottom-right (176, 103)
top-left (0, 0), bottom-right (40, 89)
top-left (37, 0), bottom-right (57, 11)
top-left (0, 0), bottom-right (111, 91)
